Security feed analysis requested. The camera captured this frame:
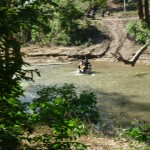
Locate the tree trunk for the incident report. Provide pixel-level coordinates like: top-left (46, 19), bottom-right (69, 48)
top-left (138, 0), bottom-right (144, 20)
top-left (144, 0), bottom-right (150, 26)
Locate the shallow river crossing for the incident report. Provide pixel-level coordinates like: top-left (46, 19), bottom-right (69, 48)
top-left (21, 61), bottom-right (150, 127)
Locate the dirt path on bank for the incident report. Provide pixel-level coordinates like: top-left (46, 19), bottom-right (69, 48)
top-left (21, 13), bottom-right (150, 65)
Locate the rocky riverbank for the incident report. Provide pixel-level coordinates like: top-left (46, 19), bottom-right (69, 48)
top-left (21, 12), bottom-right (150, 66)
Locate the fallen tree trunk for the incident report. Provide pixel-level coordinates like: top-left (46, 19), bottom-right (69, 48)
top-left (111, 44), bottom-right (148, 66)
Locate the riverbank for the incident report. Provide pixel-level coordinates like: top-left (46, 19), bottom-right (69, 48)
top-left (21, 11), bottom-right (150, 66)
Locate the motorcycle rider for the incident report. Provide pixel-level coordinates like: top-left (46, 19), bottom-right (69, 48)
top-left (83, 58), bottom-right (91, 70)
top-left (78, 57), bottom-right (91, 73)
top-left (78, 60), bottom-right (85, 73)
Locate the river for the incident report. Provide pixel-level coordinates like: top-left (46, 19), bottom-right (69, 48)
top-left (21, 61), bottom-right (150, 129)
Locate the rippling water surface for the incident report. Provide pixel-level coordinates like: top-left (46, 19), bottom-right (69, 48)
top-left (21, 61), bottom-right (150, 125)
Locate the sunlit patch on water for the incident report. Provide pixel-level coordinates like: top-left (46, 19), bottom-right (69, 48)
top-left (91, 73), bottom-right (95, 76)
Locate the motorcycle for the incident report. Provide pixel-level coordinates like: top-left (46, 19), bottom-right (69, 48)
top-left (78, 63), bottom-right (92, 74)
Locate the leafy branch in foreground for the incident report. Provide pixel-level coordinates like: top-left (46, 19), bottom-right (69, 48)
top-left (0, 81), bottom-right (33, 150)
top-left (0, 1), bottom-right (46, 149)
top-left (123, 121), bottom-right (150, 142)
top-left (30, 83), bottom-right (100, 149)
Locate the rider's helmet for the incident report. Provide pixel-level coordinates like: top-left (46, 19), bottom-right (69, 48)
top-left (85, 59), bottom-right (88, 62)
top-left (84, 56), bottom-right (88, 61)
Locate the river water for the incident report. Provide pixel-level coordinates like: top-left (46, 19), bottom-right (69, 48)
top-left (21, 61), bottom-right (150, 128)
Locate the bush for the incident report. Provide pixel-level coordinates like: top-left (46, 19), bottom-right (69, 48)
top-left (124, 121), bottom-right (150, 142)
top-left (31, 0), bottom-right (93, 46)
top-left (0, 81), bottom-right (100, 149)
top-left (126, 21), bottom-right (150, 45)
top-left (30, 83), bottom-right (100, 149)
top-left (0, 81), bottom-right (33, 149)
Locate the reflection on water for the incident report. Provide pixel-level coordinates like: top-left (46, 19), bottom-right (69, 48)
top-left (21, 61), bottom-right (150, 126)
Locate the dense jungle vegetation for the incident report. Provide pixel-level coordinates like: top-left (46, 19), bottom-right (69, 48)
top-left (0, 0), bottom-right (150, 149)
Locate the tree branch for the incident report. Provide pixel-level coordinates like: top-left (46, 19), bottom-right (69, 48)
top-left (111, 44), bottom-right (148, 67)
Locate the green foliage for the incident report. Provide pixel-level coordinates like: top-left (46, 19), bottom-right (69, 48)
top-left (126, 21), bottom-right (150, 45)
top-left (0, 2), bottom-right (43, 149)
top-left (0, 0), bottom-right (42, 82)
top-left (0, 0), bottom-right (102, 46)
top-left (30, 83), bottom-right (99, 149)
top-left (92, 0), bottom-right (107, 8)
top-left (0, 81), bottom-right (33, 149)
top-left (0, 128), bottom-right (20, 150)
top-left (124, 122), bottom-right (150, 142)
top-left (31, 0), bottom-right (91, 46)
top-left (1, 82), bottom-right (96, 149)
top-left (81, 0), bottom-right (107, 9)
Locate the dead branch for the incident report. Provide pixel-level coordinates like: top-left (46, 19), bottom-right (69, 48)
top-left (111, 44), bottom-right (148, 67)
